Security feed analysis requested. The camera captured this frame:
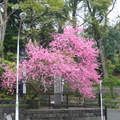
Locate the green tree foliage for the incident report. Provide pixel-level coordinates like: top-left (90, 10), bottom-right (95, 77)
top-left (0, 0), bottom-right (20, 62)
top-left (103, 60), bottom-right (120, 98)
top-left (101, 24), bottom-right (120, 94)
top-left (106, 60), bottom-right (115, 74)
top-left (114, 54), bottom-right (120, 74)
top-left (14, 0), bottom-right (69, 45)
top-left (101, 24), bottom-right (120, 75)
top-left (82, 0), bottom-right (117, 77)
top-left (102, 26), bottom-right (120, 64)
top-left (68, 0), bottom-right (82, 26)
top-left (3, 0), bottom-right (24, 61)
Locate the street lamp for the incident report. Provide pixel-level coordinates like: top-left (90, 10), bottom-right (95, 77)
top-left (99, 79), bottom-right (103, 120)
top-left (16, 12), bottom-right (26, 120)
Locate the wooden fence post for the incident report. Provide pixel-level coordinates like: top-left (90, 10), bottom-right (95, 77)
top-left (99, 92), bottom-right (101, 107)
top-left (66, 94), bottom-right (68, 109)
top-left (84, 98), bottom-right (85, 108)
top-left (49, 94), bottom-right (50, 109)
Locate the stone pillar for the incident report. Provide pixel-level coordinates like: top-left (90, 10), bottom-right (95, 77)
top-left (54, 73), bottom-right (62, 105)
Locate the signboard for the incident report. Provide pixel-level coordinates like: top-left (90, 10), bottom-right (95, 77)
top-left (23, 80), bottom-right (26, 94)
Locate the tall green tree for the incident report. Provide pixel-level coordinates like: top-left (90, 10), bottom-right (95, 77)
top-left (3, 0), bottom-right (25, 61)
top-left (0, 0), bottom-right (23, 62)
top-left (68, 0), bottom-right (82, 26)
top-left (81, 0), bottom-right (117, 77)
top-left (102, 26), bottom-right (120, 63)
top-left (16, 0), bottom-right (67, 45)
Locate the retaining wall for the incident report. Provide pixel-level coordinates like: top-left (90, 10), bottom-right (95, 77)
top-left (0, 100), bottom-right (105, 120)
top-left (26, 108), bottom-right (105, 120)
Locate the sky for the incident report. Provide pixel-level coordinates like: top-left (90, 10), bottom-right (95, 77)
top-left (75, 0), bottom-right (120, 27)
top-left (108, 0), bottom-right (120, 26)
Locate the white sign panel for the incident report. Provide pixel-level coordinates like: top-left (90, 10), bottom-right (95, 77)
top-left (23, 81), bottom-right (26, 94)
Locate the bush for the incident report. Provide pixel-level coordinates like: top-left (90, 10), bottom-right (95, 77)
top-left (114, 63), bottom-right (120, 74)
top-left (111, 105), bottom-right (115, 108)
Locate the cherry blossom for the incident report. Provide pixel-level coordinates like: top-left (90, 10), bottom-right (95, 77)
top-left (1, 26), bottom-right (101, 97)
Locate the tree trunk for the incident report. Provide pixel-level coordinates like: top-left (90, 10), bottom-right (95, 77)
top-left (0, 0), bottom-right (8, 43)
top-left (0, 0), bottom-right (8, 62)
top-left (98, 39), bottom-right (108, 77)
top-left (0, 14), bottom-right (7, 43)
top-left (92, 19), bottom-right (108, 77)
top-left (72, 0), bottom-right (78, 27)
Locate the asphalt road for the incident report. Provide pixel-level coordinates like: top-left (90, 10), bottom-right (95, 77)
top-left (107, 109), bottom-right (120, 120)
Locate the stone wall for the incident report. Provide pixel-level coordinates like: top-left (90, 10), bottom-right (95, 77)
top-left (0, 100), bottom-right (105, 120)
top-left (0, 99), bottom-right (27, 120)
top-left (0, 107), bottom-right (105, 120)
top-left (26, 108), bottom-right (105, 120)
top-left (92, 86), bottom-right (120, 95)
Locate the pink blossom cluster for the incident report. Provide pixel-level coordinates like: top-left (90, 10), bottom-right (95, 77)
top-left (1, 26), bottom-right (101, 97)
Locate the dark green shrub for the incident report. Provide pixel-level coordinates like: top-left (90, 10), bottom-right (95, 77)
top-left (114, 63), bottom-right (120, 74)
top-left (111, 105), bottom-right (115, 108)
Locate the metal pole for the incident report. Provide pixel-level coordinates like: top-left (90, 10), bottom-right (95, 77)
top-left (16, 19), bottom-right (23, 120)
top-left (15, 12), bottom-right (26, 120)
top-left (100, 80), bottom-right (103, 120)
top-left (105, 104), bottom-right (107, 120)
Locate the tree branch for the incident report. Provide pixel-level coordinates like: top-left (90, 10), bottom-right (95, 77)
top-left (76, 14), bottom-right (84, 20)
top-left (86, 0), bottom-right (91, 13)
top-left (79, 22), bottom-right (85, 27)
top-left (0, 3), bottom-right (4, 11)
top-left (39, 39), bottom-right (53, 44)
top-left (7, 9), bottom-right (18, 20)
top-left (7, 0), bottom-right (26, 21)
top-left (108, 0), bottom-right (117, 15)
top-left (33, 7), bottom-right (48, 22)
top-left (27, 82), bottom-right (38, 93)
top-left (99, 14), bottom-right (103, 23)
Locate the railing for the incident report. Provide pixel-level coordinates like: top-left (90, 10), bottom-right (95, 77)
top-left (26, 93), bottom-right (101, 109)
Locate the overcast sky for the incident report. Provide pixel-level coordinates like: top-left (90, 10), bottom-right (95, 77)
top-left (108, 0), bottom-right (120, 26)
top-left (76, 0), bottom-right (120, 27)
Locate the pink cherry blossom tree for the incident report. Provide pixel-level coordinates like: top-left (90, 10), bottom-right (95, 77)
top-left (1, 26), bottom-right (101, 98)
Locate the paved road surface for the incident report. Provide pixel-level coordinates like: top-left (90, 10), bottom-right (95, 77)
top-left (108, 109), bottom-right (120, 120)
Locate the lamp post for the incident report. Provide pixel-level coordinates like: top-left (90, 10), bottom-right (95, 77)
top-left (100, 79), bottom-right (103, 120)
top-left (16, 12), bottom-right (26, 120)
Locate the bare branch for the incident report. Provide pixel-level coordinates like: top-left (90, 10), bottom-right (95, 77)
top-left (99, 14), bottom-right (103, 23)
top-left (86, 0), bottom-right (91, 13)
top-left (79, 22), bottom-right (85, 27)
top-left (76, 14), bottom-right (84, 20)
top-left (108, 0), bottom-right (117, 15)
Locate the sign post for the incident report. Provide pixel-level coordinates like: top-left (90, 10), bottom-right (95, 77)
top-left (21, 49), bottom-right (26, 98)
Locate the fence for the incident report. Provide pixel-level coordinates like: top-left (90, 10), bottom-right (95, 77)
top-left (29, 93), bottom-right (101, 109)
